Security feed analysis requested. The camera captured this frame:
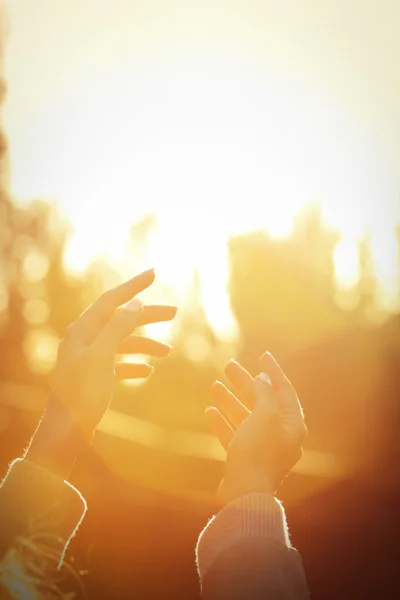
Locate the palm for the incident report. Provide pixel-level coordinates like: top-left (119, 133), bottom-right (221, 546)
top-left (50, 270), bottom-right (177, 441)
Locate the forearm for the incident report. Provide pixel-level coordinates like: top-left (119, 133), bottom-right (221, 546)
top-left (196, 494), bottom-right (309, 599)
top-left (25, 394), bottom-right (91, 481)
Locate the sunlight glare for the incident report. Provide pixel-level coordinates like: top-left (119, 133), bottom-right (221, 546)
top-left (370, 224), bottom-right (400, 312)
top-left (5, 45), bottom-right (400, 330)
top-left (333, 239), bottom-right (361, 290)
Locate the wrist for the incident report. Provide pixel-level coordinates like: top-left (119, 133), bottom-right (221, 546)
top-left (218, 473), bottom-right (276, 506)
top-left (26, 403), bottom-right (91, 480)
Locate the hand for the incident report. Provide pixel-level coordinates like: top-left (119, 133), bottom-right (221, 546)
top-left (206, 352), bottom-right (307, 505)
top-left (27, 268), bottom-right (177, 477)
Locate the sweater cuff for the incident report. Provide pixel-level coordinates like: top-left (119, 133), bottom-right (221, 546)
top-left (0, 458), bottom-right (87, 567)
top-left (196, 494), bottom-right (290, 581)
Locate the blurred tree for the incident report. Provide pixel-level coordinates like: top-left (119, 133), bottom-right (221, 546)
top-left (172, 269), bottom-right (218, 364)
top-left (129, 214), bottom-right (158, 261)
top-left (292, 203), bottom-right (339, 300)
top-left (0, 199), bottom-right (89, 388)
top-left (356, 231), bottom-right (378, 320)
top-left (227, 216), bottom-right (347, 370)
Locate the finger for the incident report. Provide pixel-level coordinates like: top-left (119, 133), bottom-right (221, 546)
top-left (225, 359), bottom-right (256, 409)
top-left (115, 362), bottom-right (154, 379)
top-left (117, 335), bottom-right (172, 357)
top-left (211, 381), bottom-right (250, 428)
top-left (92, 298), bottom-right (143, 355)
top-left (136, 305), bottom-right (178, 327)
top-left (253, 373), bottom-right (279, 415)
top-left (259, 352), bottom-right (305, 431)
top-left (205, 406), bottom-right (234, 452)
top-left (71, 269), bottom-right (156, 342)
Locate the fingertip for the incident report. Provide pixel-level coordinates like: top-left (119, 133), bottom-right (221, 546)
top-left (164, 305), bottom-right (179, 321)
top-left (210, 381), bottom-right (226, 400)
top-left (159, 343), bottom-right (173, 357)
top-left (163, 305), bottom-right (179, 318)
top-left (204, 406), bottom-right (213, 424)
top-left (259, 351), bottom-right (292, 391)
top-left (259, 351), bottom-right (280, 377)
top-left (143, 364), bottom-right (155, 378)
top-left (211, 380), bottom-right (223, 390)
top-left (224, 359), bottom-right (238, 375)
top-left (259, 351), bottom-right (273, 365)
top-left (115, 362), bottom-right (155, 380)
top-left (205, 405), bottom-right (218, 422)
top-left (126, 268), bottom-right (155, 287)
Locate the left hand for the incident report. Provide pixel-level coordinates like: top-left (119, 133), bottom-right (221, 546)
top-left (27, 269), bottom-right (177, 475)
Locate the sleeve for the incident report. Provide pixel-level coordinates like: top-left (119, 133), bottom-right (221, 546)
top-left (0, 458), bottom-right (87, 569)
top-left (196, 494), bottom-right (309, 600)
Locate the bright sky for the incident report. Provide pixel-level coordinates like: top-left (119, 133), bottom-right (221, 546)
top-left (3, 0), bottom-right (400, 338)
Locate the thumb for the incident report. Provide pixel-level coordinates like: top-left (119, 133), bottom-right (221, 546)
top-left (92, 298), bottom-right (143, 355)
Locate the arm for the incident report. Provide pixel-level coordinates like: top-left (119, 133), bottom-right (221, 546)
top-left (0, 400), bottom-right (90, 565)
top-left (0, 458), bottom-right (86, 568)
top-left (0, 269), bottom-right (177, 569)
top-left (198, 353), bottom-right (309, 599)
top-left (197, 494), bottom-right (308, 600)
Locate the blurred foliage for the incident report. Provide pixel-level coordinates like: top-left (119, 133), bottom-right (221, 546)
top-left (0, 186), bottom-right (399, 480)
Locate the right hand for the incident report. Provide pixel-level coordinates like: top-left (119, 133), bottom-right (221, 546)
top-left (206, 352), bottom-right (307, 505)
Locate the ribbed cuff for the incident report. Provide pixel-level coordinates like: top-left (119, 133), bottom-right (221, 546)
top-left (196, 494), bottom-right (290, 581)
top-left (0, 458), bottom-right (87, 568)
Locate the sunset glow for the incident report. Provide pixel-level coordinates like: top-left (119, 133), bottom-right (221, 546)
top-left (4, 0), bottom-right (400, 342)
top-left (1, 0), bottom-right (400, 530)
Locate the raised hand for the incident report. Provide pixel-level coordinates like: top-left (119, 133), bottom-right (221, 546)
top-left (26, 268), bottom-right (177, 477)
top-left (206, 352), bottom-right (307, 505)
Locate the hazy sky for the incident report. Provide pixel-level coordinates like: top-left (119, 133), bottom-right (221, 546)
top-left (4, 0), bottom-right (399, 160)
top-left (2, 0), bottom-right (399, 330)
